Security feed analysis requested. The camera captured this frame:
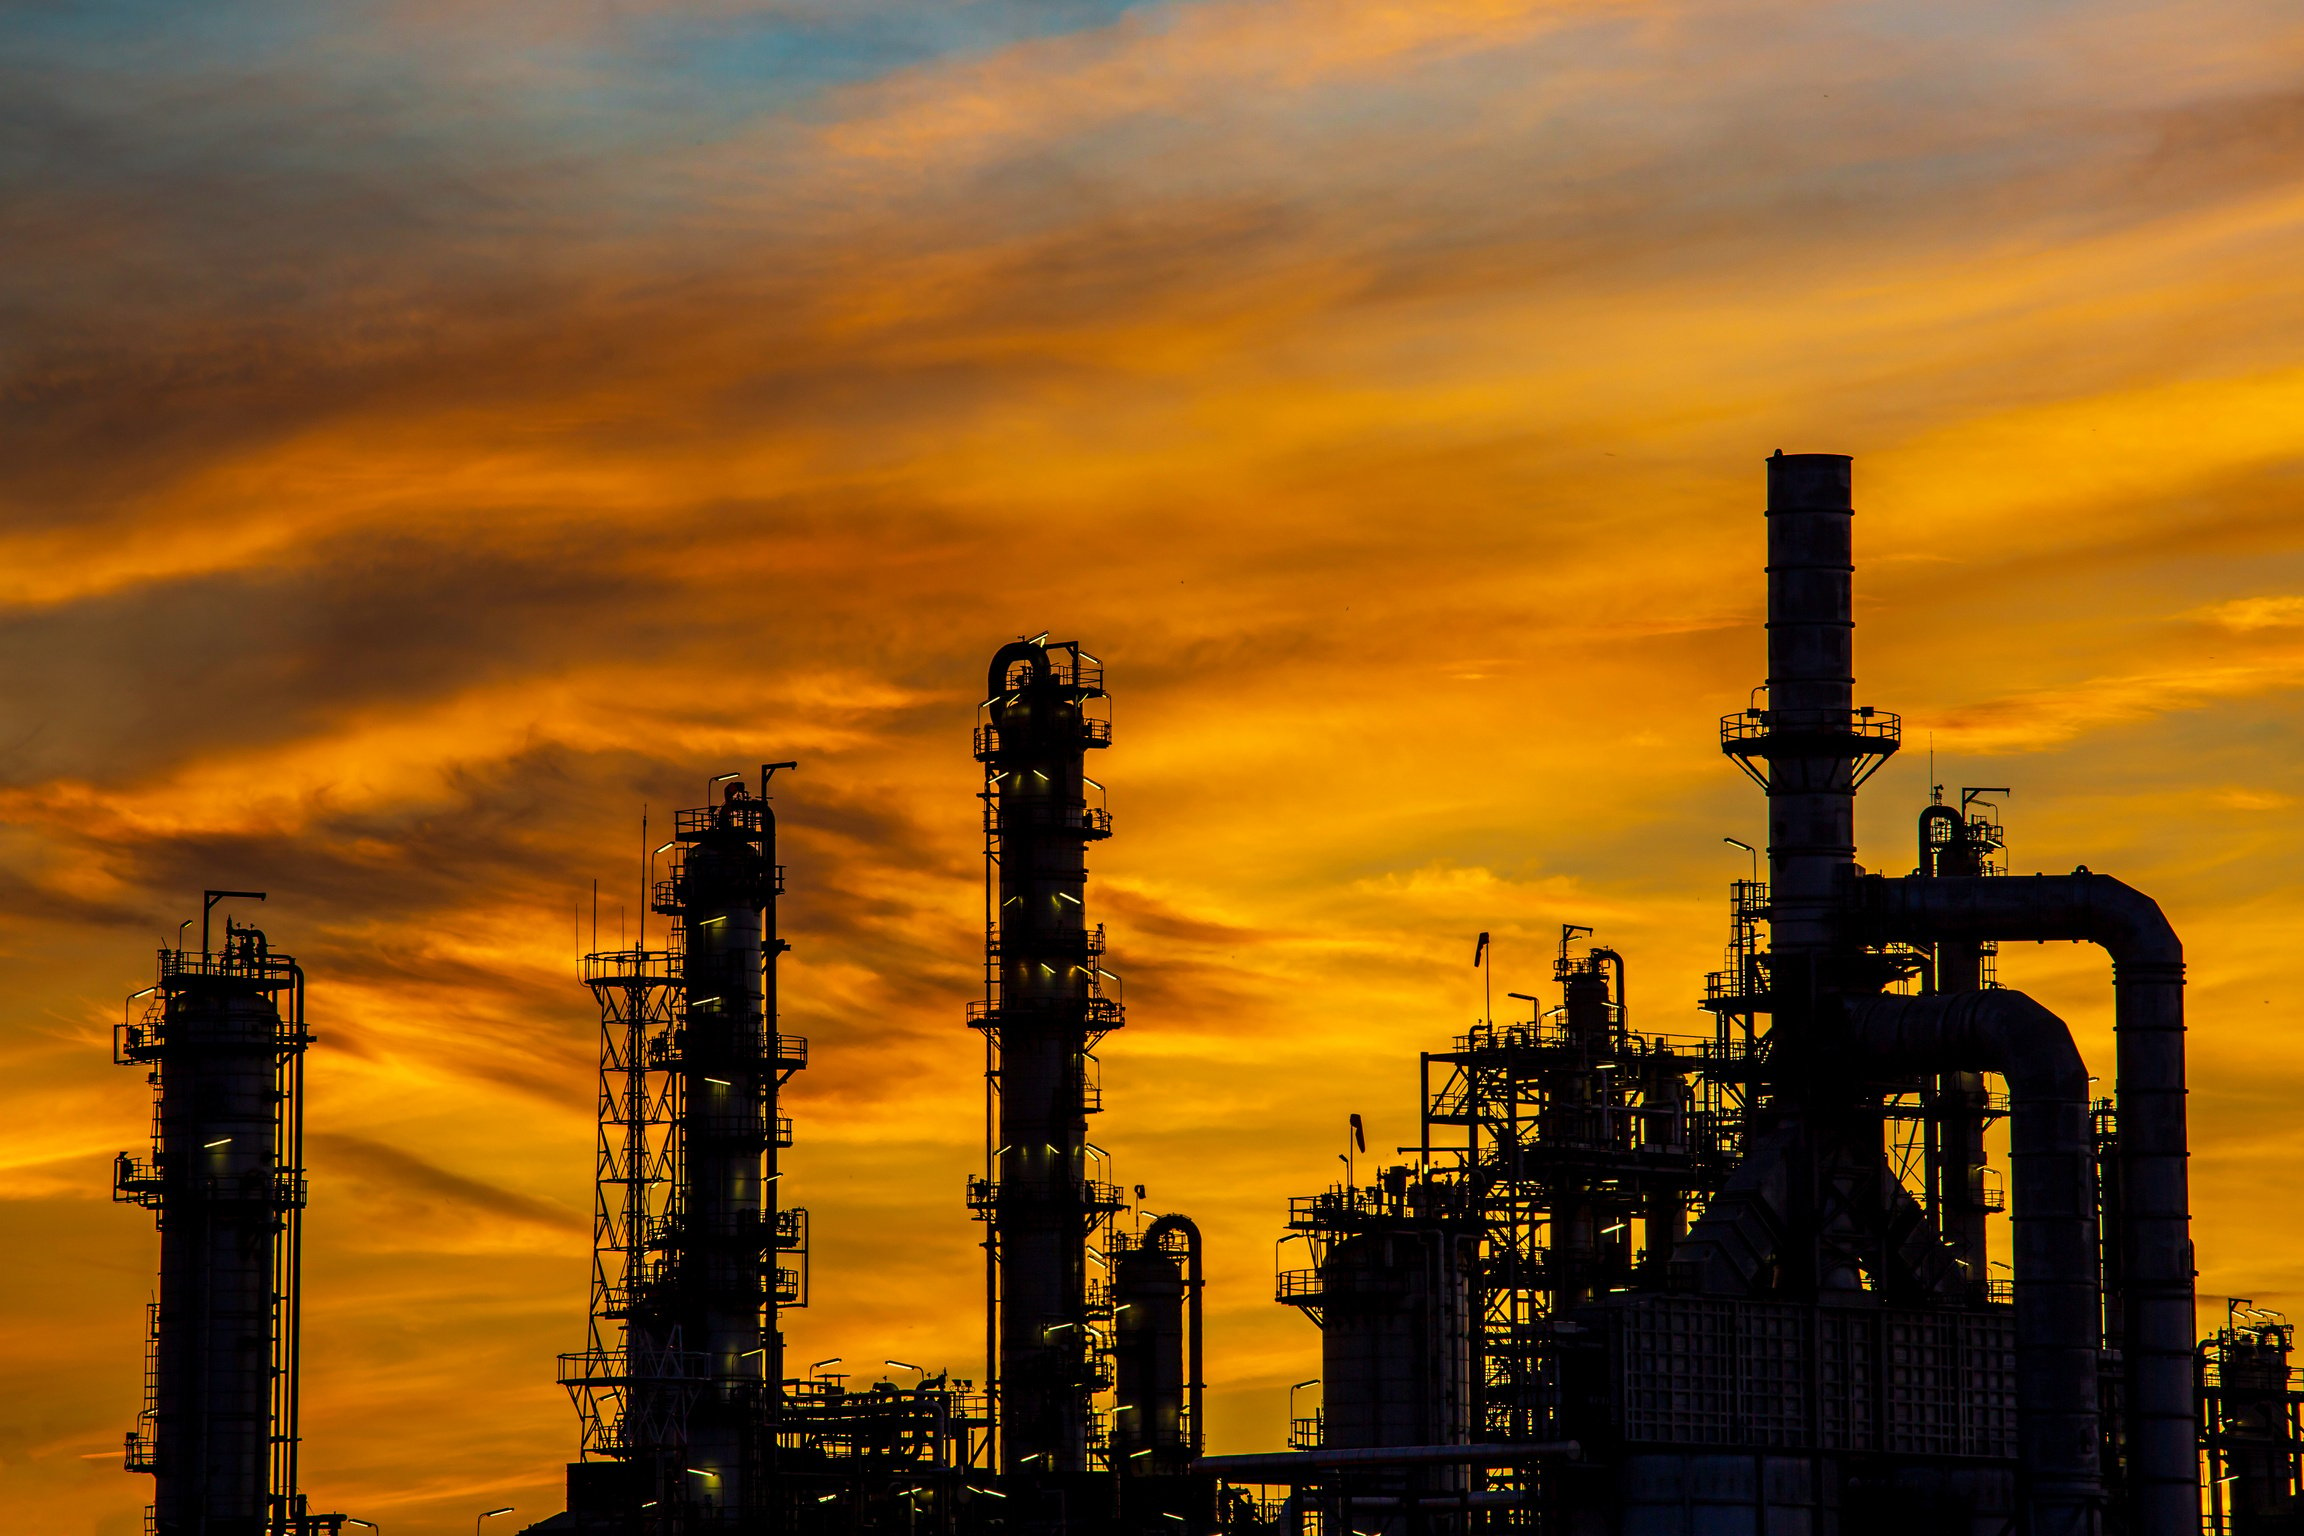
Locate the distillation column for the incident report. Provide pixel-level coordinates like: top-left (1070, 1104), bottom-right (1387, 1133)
top-left (668, 771), bottom-right (801, 1521)
top-left (1112, 1215), bottom-right (1204, 1477)
top-left (114, 897), bottom-right (329, 1536)
top-left (971, 638), bottom-right (1124, 1490)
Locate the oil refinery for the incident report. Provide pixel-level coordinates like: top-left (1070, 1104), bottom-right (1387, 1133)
top-left (105, 455), bottom-right (2302, 1534)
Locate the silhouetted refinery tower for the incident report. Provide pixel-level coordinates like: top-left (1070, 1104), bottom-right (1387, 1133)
top-left (558, 767), bottom-right (808, 1531)
top-left (114, 892), bottom-right (343, 1536)
top-left (968, 638), bottom-right (1127, 1518)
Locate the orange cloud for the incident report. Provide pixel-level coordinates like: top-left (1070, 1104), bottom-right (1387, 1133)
top-left (7, 0), bottom-right (2304, 1531)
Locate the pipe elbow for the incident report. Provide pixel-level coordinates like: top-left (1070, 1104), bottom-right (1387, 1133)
top-left (1849, 990), bottom-right (2087, 1105)
top-left (1857, 870), bottom-right (2182, 975)
top-left (2072, 872), bottom-right (2182, 975)
top-left (986, 640), bottom-right (1047, 701)
top-left (1143, 1213), bottom-right (1204, 1279)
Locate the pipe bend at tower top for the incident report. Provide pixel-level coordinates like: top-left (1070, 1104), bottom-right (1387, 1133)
top-left (1858, 868), bottom-right (2179, 966)
top-left (1141, 1214), bottom-right (1206, 1460)
top-left (987, 636), bottom-right (1082, 703)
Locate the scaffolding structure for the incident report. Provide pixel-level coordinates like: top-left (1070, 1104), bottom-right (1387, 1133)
top-left (562, 947), bottom-right (699, 1474)
top-left (775, 1374), bottom-right (998, 1531)
top-left (1403, 932), bottom-right (1748, 1523)
top-left (113, 894), bottom-right (343, 1536)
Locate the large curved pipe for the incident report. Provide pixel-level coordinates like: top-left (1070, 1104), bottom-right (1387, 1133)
top-left (1143, 1214), bottom-right (1205, 1456)
top-left (1850, 990), bottom-right (2102, 1536)
top-left (986, 639), bottom-right (1045, 700)
top-left (1859, 871), bottom-right (2191, 1536)
top-left (1917, 803), bottom-right (1963, 877)
top-left (1588, 946), bottom-right (1627, 1031)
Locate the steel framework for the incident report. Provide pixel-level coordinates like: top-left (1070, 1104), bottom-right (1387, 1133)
top-left (1406, 932), bottom-right (1747, 1524)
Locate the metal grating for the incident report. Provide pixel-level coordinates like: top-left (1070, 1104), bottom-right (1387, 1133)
top-left (1618, 1298), bottom-right (2015, 1460)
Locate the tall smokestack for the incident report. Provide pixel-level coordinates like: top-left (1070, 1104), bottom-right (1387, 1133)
top-left (1764, 451), bottom-right (1859, 977)
top-left (1716, 453), bottom-right (1902, 1299)
top-left (1724, 453), bottom-right (1899, 1037)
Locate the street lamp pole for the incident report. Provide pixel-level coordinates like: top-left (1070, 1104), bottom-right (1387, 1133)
top-left (478, 1507), bottom-right (514, 1536)
top-left (1289, 1377), bottom-right (1321, 1448)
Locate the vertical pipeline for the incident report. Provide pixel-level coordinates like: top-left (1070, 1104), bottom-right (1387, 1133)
top-left (1856, 871), bottom-right (2197, 1535)
top-left (277, 960), bottom-right (310, 1530)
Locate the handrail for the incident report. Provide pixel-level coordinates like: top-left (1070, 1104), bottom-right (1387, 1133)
top-left (1719, 706), bottom-right (1902, 749)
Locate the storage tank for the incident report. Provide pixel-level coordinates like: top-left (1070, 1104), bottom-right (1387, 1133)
top-left (1318, 1188), bottom-right (1476, 1454)
top-left (1112, 1224), bottom-right (1189, 1466)
top-left (114, 902), bottom-right (329, 1536)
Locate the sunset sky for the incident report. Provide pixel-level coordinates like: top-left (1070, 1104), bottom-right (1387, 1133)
top-left (6, 0), bottom-right (2304, 1530)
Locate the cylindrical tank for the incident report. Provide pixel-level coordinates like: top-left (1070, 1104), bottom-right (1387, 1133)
top-left (1561, 967), bottom-right (1612, 1051)
top-left (124, 923), bottom-right (303, 1536)
top-left (1318, 1223), bottom-right (1474, 1453)
top-left (1112, 1235), bottom-right (1186, 1463)
top-left (671, 779), bottom-right (780, 1516)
